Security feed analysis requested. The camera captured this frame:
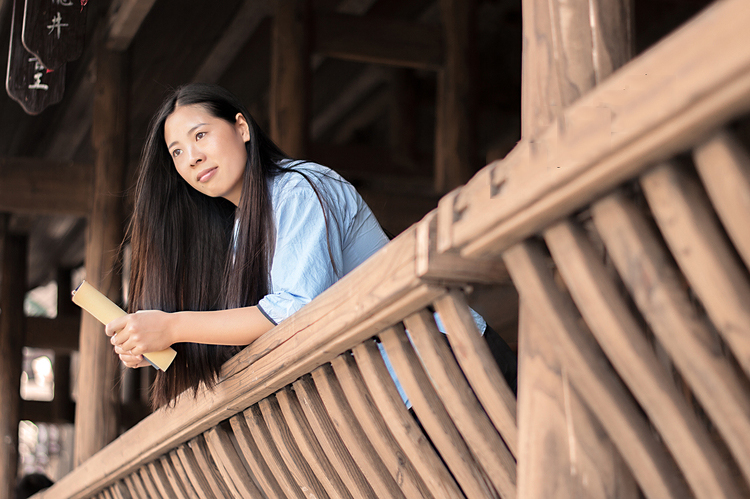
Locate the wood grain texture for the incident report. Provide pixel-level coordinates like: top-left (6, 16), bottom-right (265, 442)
top-left (147, 460), bottom-right (178, 498)
top-left (229, 412), bottom-right (289, 498)
top-left (352, 339), bottom-right (464, 499)
top-left (641, 163), bottom-right (750, 378)
top-left (692, 130), bottom-right (750, 271)
top-left (330, 353), bottom-right (432, 498)
top-left (204, 424), bottom-right (265, 498)
top-left (433, 291), bottom-right (517, 455)
top-left (544, 218), bottom-right (743, 499)
top-left (379, 325), bottom-right (499, 499)
top-left (503, 241), bottom-right (691, 499)
top-left (402, 310), bottom-right (516, 498)
top-left (591, 192), bottom-right (750, 486)
top-left (276, 386), bottom-right (354, 499)
top-left (159, 454), bottom-right (192, 499)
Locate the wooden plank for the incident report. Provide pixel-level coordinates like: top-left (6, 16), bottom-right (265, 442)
top-left (158, 455), bottom-right (189, 499)
top-left (294, 375), bottom-right (378, 498)
top-left (270, 0), bottom-right (311, 158)
top-left (176, 444), bottom-right (220, 499)
top-left (544, 218), bottom-right (743, 499)
top-left (402, 310), bottom-right (516, 498)
top-left (351, 340), bottom-right (463, 499)
top-left (692, 130), bottom-right (750, 270)
top-left (0, 158), bottom-right (92, 215)
top-left (314, 12), bottom-right (441, 70)
top-left (204, 424), bottom-right (264, 498)
top-left (110, 481), bottom-right (129, 499)
top-left (124, 473), bottom-right (148, 499)
top-left (22, 0), bottom-right (86, 70)
top-left (640, 163), bottom-right (750, 378)
top-left (258, 397), bottom-right (329, 499)
top-left (147, 460), bottom-right (178, 499)
top-left (379, 324), bottom-right (498, 499)
top-left (244, 403), bottom-right (307, 499)
top-left (0, 219), bottom-right (26, 499)
top-left (433, 291), bottom-right (517, 455)
top-left (228, 413), bottom-right (289, 498)
top-left (106, 0), bottom-right (159, 51)
top-left (329, 354), bottom-right (431, 498)
top-left (166, 452), bottom-right (198, 499)
top-left (276, 386), bottom-right (354, 499)
top-left (187, 436), bottom-right (233, 499)
top-left (436, 0), bottom-right (750, 260)
top-left (591, 192), bottom-right (750, 486)
top-left (503, 241), bottom-right (691, 499)
top-left (138, 466), bottom-right (161, 498)
top-left (312, 364), bottom-right (405, 499)
top-left (73, 43), bottom-right (127, 466)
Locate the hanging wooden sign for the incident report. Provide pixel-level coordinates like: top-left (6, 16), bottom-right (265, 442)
top-left (22, 0), bottom-right (87, 70)
top-left (5, 0), bottom-right (65, 115)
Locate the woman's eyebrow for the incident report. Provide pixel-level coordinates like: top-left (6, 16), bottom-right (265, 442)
top-left (167, 122), bottom-right (208, 149)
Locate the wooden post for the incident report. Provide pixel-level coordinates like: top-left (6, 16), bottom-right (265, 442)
top-left (53, 269), bottom-right (76, 423)
top-left (516, 0), bottom-right (633, 497)
top-left (0, 215), bottom-right (27, 498)
top-left (270, 0), bottom-right (311, 159)
top-left (74, 42), bottom-right (128, 466)
top-left (434, 0), bottom-right (477, 194)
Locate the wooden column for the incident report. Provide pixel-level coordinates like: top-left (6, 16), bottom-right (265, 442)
top-left (270, 0), bottom-right (311, 159)
top-left (434, 0), bottom-right (477, 193)
top-left (516, 0), bottom-right (633, 498)
top-left (53, 269), bottom-right (76, 423)
top-left (0, 216), bottom-right (27, 498)
top-left (74, 43), bottom-right (128, 466)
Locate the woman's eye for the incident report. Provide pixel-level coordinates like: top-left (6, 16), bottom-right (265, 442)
top-left (172, 149), bottom-right (182, 158)
top-left (196, 131), bottom-right (206, 140)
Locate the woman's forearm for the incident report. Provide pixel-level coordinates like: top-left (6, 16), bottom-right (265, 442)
top-left (170, 306), bottom-right (276, 346)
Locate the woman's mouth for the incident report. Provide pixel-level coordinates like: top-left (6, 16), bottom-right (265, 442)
top-left (197, 167), bottom-right (218, 183)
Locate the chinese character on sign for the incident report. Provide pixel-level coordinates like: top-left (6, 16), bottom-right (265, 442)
top-left (47, 12), bottom-right (68, 39)
top-left (52, 0), bottom-right (75, 5)
top-left (27, 58), bottom-right (49, 91)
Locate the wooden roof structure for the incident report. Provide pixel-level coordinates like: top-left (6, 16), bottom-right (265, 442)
top-left (4, 0), bottom-right (750, 498)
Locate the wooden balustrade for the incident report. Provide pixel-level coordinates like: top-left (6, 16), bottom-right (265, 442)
top-left (36, 0), bottom-right (750, 497)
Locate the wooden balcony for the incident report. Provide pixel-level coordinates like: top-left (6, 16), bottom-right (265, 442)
top-left (30, 0), bottom-right (750, 497)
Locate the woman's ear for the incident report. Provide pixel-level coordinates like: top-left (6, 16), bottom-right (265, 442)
top-left (235, 113), bottom-right (251, 142)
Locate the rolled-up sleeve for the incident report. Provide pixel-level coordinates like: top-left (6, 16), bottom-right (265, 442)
top-left (257, 176), bottom-right (344, 325)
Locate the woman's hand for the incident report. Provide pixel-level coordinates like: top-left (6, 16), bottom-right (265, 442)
top-left (105, 310), bottom-right (176, 367)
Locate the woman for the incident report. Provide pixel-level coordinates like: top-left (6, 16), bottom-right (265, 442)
top-left (105, 83), bottom-right (390, 408)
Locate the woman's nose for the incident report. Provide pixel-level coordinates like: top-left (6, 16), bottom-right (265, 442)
top-left (188, 147), bottom-right (206, 167)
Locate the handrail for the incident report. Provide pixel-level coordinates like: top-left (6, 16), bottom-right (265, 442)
top-left (38, 0), bottom-right (750, 497)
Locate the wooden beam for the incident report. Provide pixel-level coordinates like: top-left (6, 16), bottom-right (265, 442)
top-left (25, 316), bottom-right (80, 352)
top-left (270, 0), bottom-right (312, 158)
top-left (434, 0), bottom-right (476, 193)
top-left (314, 12), bottom-right (442, 70)
top-left (0, 216), bottom-right (27, 498)
top-left (74, 43), bottom-right (127, 466)
top-left (106, 0), bottom-right (159, 51)
top-left (0, 158), bottom-right (93, 215)
top-left (20, 400), bottom-right (75, 424)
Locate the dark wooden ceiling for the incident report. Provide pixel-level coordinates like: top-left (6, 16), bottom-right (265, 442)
top-left (0, 0), bottom-right (712, 292)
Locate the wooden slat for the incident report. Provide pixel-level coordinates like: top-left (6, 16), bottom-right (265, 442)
top-left (502, 241), bottom-right (691, 499)
top-left (204, 424), bottom-right (264, 498)
top-left (544, 219), bottom-right (743, 499)
top-left (0, 158), bottom-right (92, 215)
top-left (147, 460), bottom-right (177, 498)
top-left (402, 310), bottom-right (516, 498)
top-left (244, 404), bottom-right (307, 499)
top-left (188, 436), bottom-right (233, 499)
top-left (433, 291), bottom-right (517, 455)
top-left (692, 130), bottom-right (750, 270)
top-left (159, 455), bottom-right (190, 499)
top-left (591, 192), bottom-right (750, 485)
top-left (294, 375), bottom-right (378, 498)
top-left (168, 451), bottom-right (199, 499)
top-left (378, 325), bottom-right (498, 499)
top-left (276, 386), bottom-right (354, 499)
top-left (228, 413), bottom-right (289, 498)
top-left (312, 364), bottom-right (404, 499)
top-left (640, 163), bottom-right (750, 378)
top-left (330, 353), bottom-right (431, 498)
top-left (110, 482), bottom-right (130, 499)
top-left (124, 473), bottom-right (147, 499)
top-left (351, 340), bottom-right (464, 499)
top-left (138, 466), bottom-right (161, 498)
top-left (437, 0), bottom-right (750, 260)
top-left (258, 396), bottom-right (330, 499)
top-left (175, 444), bottom-right (219, 499)
top-left (314, 12), bottom-right (442, 70)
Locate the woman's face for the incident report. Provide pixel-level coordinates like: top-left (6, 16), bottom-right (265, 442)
top-left (164, 104), bottom-right (250, 206)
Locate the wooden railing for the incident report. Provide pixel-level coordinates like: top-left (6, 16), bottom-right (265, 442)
top-left (38, 0), bottom-right (750, 497)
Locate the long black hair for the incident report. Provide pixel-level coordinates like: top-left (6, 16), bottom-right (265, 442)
top-left (129, 83), bottom-right (304, 409)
